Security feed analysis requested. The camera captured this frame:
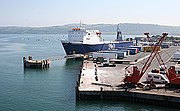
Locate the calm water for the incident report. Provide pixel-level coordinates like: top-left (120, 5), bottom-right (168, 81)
top-left (0, 34), bottom-right (178, 111)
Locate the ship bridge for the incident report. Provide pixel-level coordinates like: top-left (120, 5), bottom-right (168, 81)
top-left (68, 28), bottom-right (103, 44)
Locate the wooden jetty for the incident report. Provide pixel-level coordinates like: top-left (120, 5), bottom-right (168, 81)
top-left (23, 56), bottom-right (50, 69)
top-left (22, 54), bottom-right (85, 69)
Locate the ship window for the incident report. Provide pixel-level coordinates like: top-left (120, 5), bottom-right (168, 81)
top-left (88, 33), bottom-right (90, 35)
top-left (86, 38), bottom-right (90, 40)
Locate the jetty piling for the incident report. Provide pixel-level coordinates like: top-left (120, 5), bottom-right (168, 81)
top-left (23, 56), bottom-right (50, 69)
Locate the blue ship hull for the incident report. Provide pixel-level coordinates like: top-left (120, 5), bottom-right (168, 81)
top-left (62, 41), bottom-right (133, 55)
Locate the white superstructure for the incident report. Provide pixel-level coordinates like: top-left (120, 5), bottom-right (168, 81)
top-left (67, 28), bottom-right (103, 44)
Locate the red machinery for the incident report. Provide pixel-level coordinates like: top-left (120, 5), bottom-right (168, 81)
top-left (123, 33), bottom-right (168, 84)
top-left (167, 66), bottom-right (180, 86)
top-left (146, 35), bottom-right (180, 86)
top-left (157, 53), bottom-right (180, 86)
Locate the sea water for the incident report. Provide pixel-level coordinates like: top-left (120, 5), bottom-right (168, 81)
top-left (0, 34), bottom-right (178, 111)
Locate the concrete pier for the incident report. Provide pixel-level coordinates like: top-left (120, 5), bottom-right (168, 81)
top-left (65, 54), bottom-right (85, 60)
top-left (76, 46), bottom-right (180, 108)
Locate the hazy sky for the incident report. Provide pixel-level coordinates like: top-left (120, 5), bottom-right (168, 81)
top-left (0, 0), bottom-right (180, 27)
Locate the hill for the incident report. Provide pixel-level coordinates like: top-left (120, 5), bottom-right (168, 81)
top-left (0, 23), bottom-right (180, 35)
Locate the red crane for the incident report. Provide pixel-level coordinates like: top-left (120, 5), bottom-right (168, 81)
top-left (150, 38), bottom-right (180, 86)
top-left (155, 50), bottom-right (180, 86)
top-left (167, 66), bottom-right (180, 86)
top-left (123, 33), bottom-right (168, 84)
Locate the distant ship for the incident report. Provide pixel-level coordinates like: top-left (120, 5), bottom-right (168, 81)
top-left (61, 25), bottom-right (133, 55)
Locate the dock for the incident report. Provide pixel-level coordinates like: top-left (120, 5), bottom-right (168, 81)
top-left (65, 54), bottom-right (85, 60)
top-left (23, 56), bottom-right (50, 68)
top-left (76, 46), bottom-right (180, 108)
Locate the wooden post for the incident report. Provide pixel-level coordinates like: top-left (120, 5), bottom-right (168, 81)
top-left (45, 60), bottom-right (48, 68)
top-left (23, 57), bottom-right (26, 68)
top-left (28, 56), bottom-right (32, 60)
top-left (43, 60), bottom-right (44, 68)
top-left (75, 85), bottom-right (79, 101)
top-left (100, 87), bottom-right (103, 100)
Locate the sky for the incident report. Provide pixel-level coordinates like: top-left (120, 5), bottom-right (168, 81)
top-left (0, 0), bottom-right (180, 27)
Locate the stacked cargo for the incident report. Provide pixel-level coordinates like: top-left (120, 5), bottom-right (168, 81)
top-left (100, 50), bottom-right (128, 58)
top-left (129, 46), bottom-right (142, 52)
top-left (92, 52), bottom-right (117, 59)
top-left (92, 50), bottom-right (129, 59)
top-left (143, 46), bottom-right (161, 52)
top-left (161, 44), bottom-right (169, 48)
top-left (92, 47), bottom-right (141, 59)
top-left (127, 48), bottom-right (138, 55)
top-left (173, 51), bottom-right (180, 60)
top-left (114, 50), bottom-right (128, 58)
top-left (121, 50), bottom-right (130, 56)
top-left (116, 51), bottom-right (127, 59)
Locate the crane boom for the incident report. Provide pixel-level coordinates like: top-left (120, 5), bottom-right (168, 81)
top-left (140, 33), bottom-right (168, 76)
top-left (124, 33), bottom-right (168, 84)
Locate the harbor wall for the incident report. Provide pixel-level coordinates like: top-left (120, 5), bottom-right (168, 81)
top-left (76, 88), bottom-right (180, 108)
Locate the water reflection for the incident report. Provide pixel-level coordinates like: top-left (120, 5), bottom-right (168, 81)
top-left (0, 43), bottom-right (26, 55)
top-left (76, 100), bottom-right (178, 111)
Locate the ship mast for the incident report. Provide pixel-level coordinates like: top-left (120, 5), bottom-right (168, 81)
top-left (116, 24), bottom-right (122, 41)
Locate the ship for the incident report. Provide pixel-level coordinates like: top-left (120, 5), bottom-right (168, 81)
top-left (61, 24), bottom-right (133, 55)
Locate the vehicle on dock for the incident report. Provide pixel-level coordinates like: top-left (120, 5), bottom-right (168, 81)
top-left (146, 72), bottom-right (169, 84)
top-left (159, 65), bottom-right (167, 74)
top-left (61, 25), bottom-right (133, 55)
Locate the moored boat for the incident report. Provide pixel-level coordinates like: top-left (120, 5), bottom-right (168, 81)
top-left (61, 26), bottom-right (133, 55)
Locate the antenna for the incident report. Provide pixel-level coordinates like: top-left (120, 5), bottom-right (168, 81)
top-left (80, 21), bottom-right (82, 28)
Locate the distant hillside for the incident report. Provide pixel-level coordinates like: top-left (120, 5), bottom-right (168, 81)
top-left (1, 23), bottom-right (180, 35)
